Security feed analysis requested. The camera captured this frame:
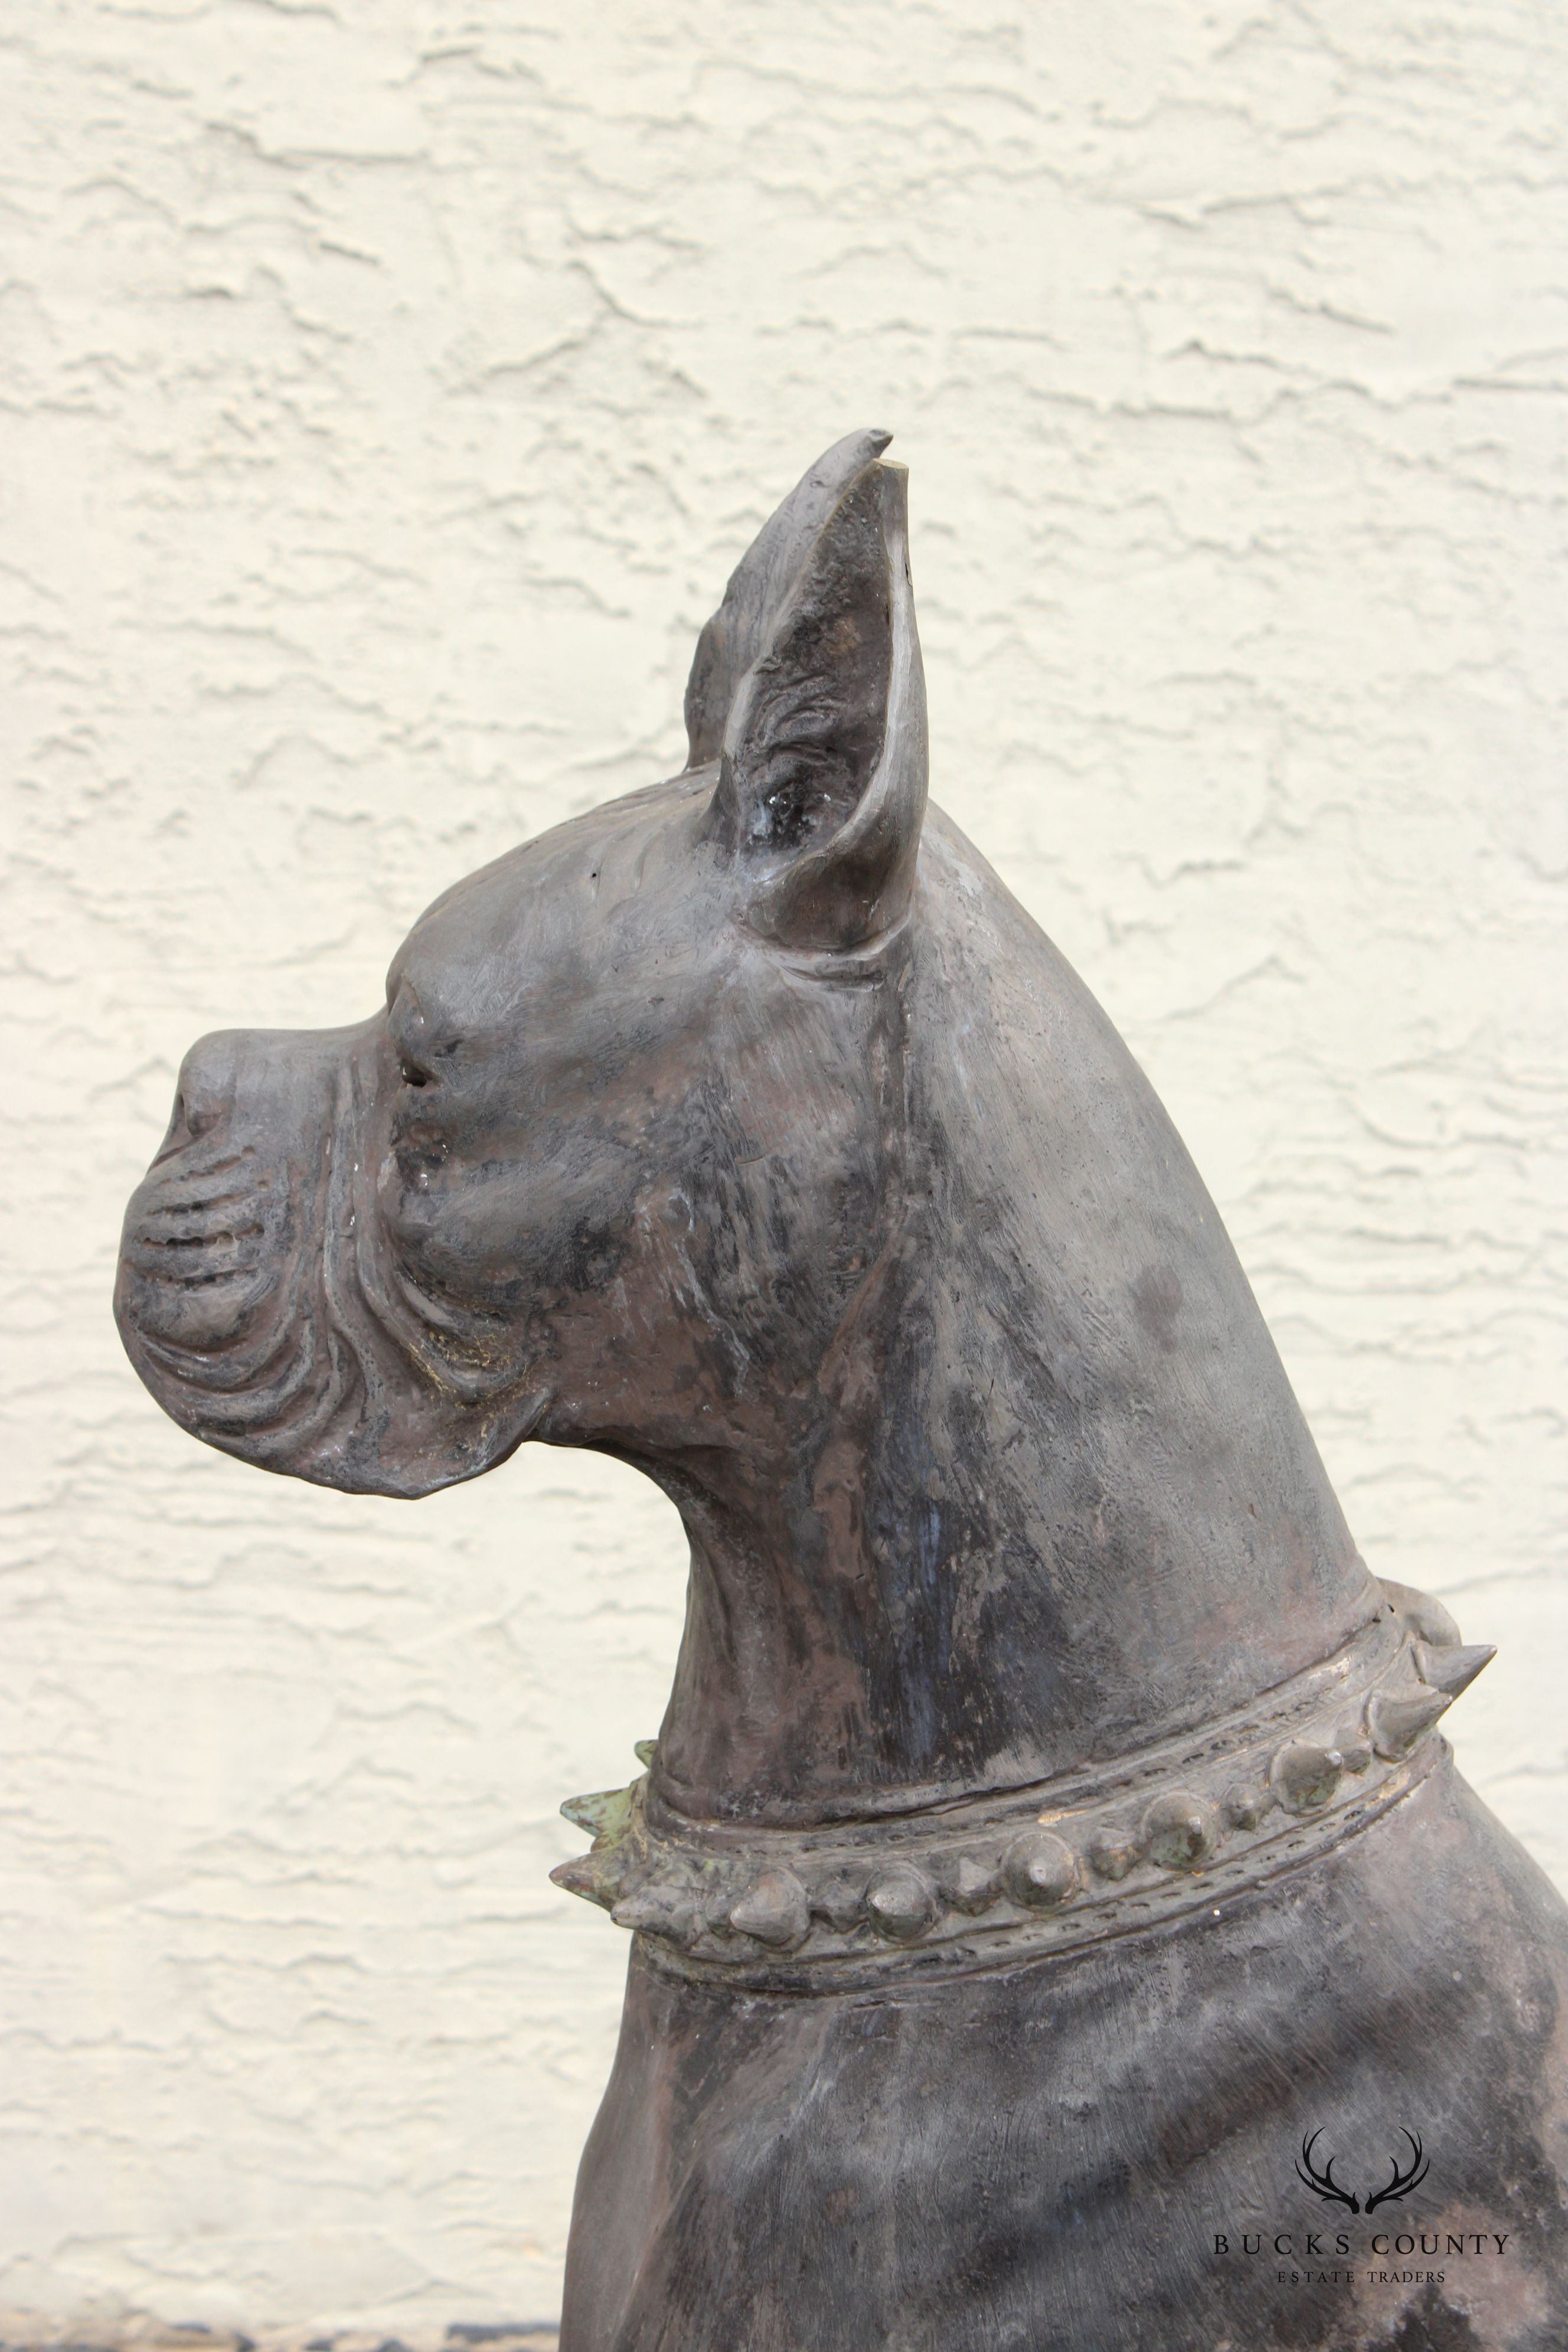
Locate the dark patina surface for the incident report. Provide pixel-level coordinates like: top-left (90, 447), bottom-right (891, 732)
top-left (117, 435), bottom-right (1568, 2350)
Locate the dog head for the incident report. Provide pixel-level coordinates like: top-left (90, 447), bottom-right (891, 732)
top-left (116, 432), bottom-right (929, 1498)
top-left (120, 429), bottom-right (1381, 1803)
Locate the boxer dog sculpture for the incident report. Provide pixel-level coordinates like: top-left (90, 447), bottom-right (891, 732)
top-left (118, 434), bottom-right (1568, 2349)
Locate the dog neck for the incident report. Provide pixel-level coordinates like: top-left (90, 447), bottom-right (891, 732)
top-left (638, 819), bottom-right (1380, 1829)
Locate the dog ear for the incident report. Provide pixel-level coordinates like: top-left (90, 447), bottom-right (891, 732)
top-left (700, 451), bottom-right (928, 953)
top-left (685, 427), bottom-right (893, 768)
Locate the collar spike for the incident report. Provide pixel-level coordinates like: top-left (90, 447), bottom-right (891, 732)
top-left (1413, 1640), bottom-right (1496, 1698)
top-left (1367, 1687), bottom-right (1453, 1760)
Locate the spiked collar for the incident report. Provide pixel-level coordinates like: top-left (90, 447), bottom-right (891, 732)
top-left (551, 1578), bottom-right (1492, 1994)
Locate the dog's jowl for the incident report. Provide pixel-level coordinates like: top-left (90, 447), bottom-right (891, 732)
top-left (117, 435), bottom-right (1568, 2351)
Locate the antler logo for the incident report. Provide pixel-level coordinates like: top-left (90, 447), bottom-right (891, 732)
top-left (1296, 2130), bottom-right (1362, 2213)
top-left (1296, 2128), bottom-right (1429, 2216)
top-left (1364, 2130), bottom-right (1429, 2213)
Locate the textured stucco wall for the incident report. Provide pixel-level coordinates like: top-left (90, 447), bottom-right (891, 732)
top-left (4, 0), bottom-right (1565, 2335)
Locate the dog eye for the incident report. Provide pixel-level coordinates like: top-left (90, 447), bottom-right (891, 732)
top-left (398, 1057), bottom-right (433, 1089)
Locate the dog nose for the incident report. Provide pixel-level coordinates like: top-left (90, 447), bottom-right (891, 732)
top-left (169, 1030), bottom-right (243, 1144)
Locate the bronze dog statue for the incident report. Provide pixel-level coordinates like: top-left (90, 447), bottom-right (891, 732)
top-left (117, 434), bottom-right (1568, 2349)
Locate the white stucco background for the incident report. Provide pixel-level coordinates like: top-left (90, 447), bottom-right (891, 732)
top-left (3, 0), bottom-right (1566, 2336)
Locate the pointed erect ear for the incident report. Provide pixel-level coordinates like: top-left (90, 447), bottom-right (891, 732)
top-left (685, 428), bottom-right (894, 768)
top-left (697, 446), bottom-right (928, 953)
